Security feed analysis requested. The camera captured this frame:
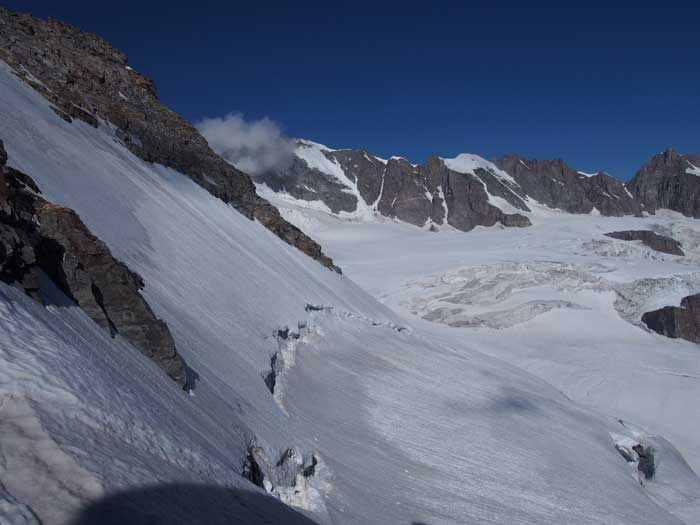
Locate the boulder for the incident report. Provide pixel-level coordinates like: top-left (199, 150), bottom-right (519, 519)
top-left (500, 213), bottom-right (532, 228)
top-left (642, 292), bottom-right (700, 344)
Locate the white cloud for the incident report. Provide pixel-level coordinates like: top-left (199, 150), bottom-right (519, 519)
top-left (195, 113), bottom-right (295, 175)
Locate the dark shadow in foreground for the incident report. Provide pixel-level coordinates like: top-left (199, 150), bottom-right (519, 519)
top-left (71, 482), bottom-right (318, 525)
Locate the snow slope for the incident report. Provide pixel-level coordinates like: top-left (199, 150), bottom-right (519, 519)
top-left (2, 61), bottom-right (699, 524)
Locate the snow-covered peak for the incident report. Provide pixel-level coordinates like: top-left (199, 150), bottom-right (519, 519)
top-left (442, 153), bottom-right (519, 186)
top-left (577, 170), bottom-right (601, 178)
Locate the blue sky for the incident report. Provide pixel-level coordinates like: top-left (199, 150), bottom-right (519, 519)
top-left (7, 1), bottom-right (700, 179)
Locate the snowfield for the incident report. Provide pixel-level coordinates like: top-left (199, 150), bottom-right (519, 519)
top-left (2, 60), bottom-right (700, 524)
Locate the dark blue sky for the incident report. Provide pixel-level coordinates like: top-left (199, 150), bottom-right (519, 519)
top-left (7, 1), bottom-right (700, 179)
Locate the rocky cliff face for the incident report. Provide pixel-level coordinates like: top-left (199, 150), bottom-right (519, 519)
top-left (0, 7), bottom-right (338, 272)
top-left (494, 155), bottom-right (642, 216)
top-left (0, 140), bottom-right (187, 387)
top-left (627, 148), bottom-right (700, 218)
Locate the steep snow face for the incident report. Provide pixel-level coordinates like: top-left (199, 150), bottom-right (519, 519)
top-left (2, 61), bottom-right (699, 525)
top-left (0, 283), bottom-right (315, 525)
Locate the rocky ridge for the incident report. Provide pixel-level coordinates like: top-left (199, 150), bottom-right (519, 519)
top-left (0, 139), bottom-right (187, 387)
top-left (0, 7), bottom-right (338, 272)
top-left (494, 154), bottom-right (643, 216)
top-left (257, 142), bottom-right (658, 232)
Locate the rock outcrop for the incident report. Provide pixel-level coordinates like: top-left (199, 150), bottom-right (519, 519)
top-left (0, 7), bottom-right (338, 272)
top-left (614, 439), bottom-right (655, 481)
top-left (494, 155), bottom-right (643, 216)
top-left (243, 445), bottom-right (325, 511)
top-left (604, 230), bottom-right (684, 256)
top-left (627, 148), bottom-right (700, 218)
top-left (642, 293), bottom-right (700, 344)
top-left (0, 140), bottom-right (187, 387)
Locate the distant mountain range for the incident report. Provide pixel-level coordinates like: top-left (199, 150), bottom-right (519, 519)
top-left (255, 141), bottom-right (700, 231)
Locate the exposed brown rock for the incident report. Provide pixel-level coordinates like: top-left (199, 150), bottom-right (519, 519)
top-left (642, 293), bottom-right (700, 345)
top-left (499, 213), bottom-right (532, 228)
top-left (0, 140), bottom-right (187, 387)
top-left (37, 203), bottom-right (187, 385)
